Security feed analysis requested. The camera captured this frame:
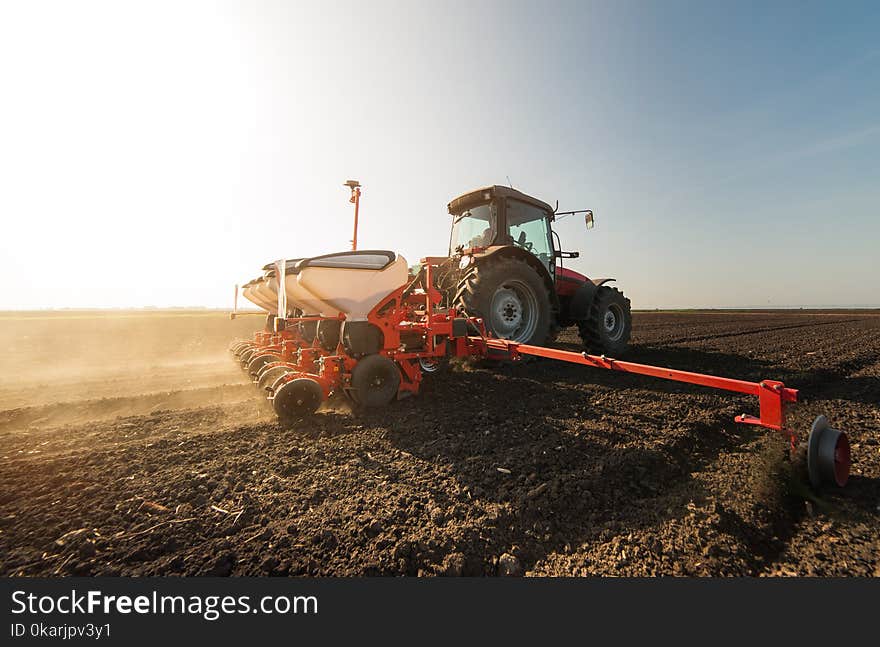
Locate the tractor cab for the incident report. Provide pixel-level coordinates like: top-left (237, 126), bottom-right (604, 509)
top-left (444, 183), bottom-right (630, 353)
top-left (448, 185), bottom-right (558, 273)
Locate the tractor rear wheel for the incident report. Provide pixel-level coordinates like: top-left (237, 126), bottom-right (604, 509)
top-left (350, 354), bottom-right (400, 408)
top-left (455, 256), bottom-right (552, 345)
top-left (578, 286), bottom-right (631, 355)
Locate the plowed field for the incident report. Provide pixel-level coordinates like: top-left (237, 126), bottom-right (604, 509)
top-left (1, 310), bottom-right (878, 576)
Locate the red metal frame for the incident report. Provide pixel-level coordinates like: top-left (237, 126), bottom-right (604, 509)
top-left (473, 337), bottom-right (799, 444)
top-left (268, 258), bottom-right (459, 400)
top-left (238, 313), bottom-right (347, 376)
top-left (238, 256), bottom-right (804, 452)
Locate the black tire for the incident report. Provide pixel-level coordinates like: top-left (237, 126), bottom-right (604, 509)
top-left (273, 378), bottom-right (323, 419)
top-left (317, 320), bottom-right (341, 351)
top-left (350, 354), bottom-right (400, 408)
top-left (247, 353), bottom-right (280, 377)
top-left (455, 256), bottom-right (552, 345)
top-left (578, 286), bottom-right (631, 355)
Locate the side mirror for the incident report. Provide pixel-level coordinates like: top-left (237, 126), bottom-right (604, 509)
top-left (585, 210), bottom-right (594, 230)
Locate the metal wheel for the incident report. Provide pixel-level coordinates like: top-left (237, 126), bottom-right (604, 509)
top-left (602, 301), bottom-right (626, 342)
top-left (272, 378), bottom-right (323, 419)
top-left (247, 353), bottom-right (280, 377)
top-left (239, 348), bottom-right (257, 366)
top-left (350, 354), bottom-right (400, 408)
top-left (270, 372), bottom-right (295, 395)
top-left (489, 279), bottom-right (540, 342)
top-left (807, 415), bottom-right (851, 488)
top-left (231, 342), bottom-right (252, 357)
top-left (258, 365), bottom-right (293, 391)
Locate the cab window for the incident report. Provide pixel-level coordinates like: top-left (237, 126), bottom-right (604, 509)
top-left (449, 203), bottom-right (497, 252)
top-left (506, 199), bottom-right (553, 268)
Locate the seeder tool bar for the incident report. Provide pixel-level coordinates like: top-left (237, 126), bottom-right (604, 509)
top-left (475, 337), bottom-right (798, 436)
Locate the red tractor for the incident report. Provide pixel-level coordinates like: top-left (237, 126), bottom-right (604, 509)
top-left (441, 185), bottom-right (632, 354)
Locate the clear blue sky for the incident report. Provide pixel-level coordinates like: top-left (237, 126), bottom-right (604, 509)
top-left (1, 0), bottom-right (878, 308)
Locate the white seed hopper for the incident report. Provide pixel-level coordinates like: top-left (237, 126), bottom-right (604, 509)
top-left (264, 259), bottom-right (338, 317)
top-left (253, 277), bottom-right (279, 312)
top-left (242, 277), bottom-right (277, 313)
top-left (294, 250), bottom-right (408, 321)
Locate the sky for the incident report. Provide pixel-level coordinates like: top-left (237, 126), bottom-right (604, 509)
top-left (1, 0), bottom-right (878, 309)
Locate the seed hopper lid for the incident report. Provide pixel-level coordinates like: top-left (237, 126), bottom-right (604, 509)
top-left (296, 250), bottom-right (397, 271)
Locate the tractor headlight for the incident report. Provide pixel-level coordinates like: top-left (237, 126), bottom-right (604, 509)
top-left (458, 255), bottom-right (473, 270)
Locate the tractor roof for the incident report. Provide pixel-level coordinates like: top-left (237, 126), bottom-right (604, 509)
top-left (447, 185), bottom-right (554, 215)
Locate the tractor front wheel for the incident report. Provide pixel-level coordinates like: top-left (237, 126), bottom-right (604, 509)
top-left (578, 286), bottom-right (632, 355)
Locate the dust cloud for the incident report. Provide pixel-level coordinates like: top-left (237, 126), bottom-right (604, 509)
top-left (0, 310), bottom-right (261, 417)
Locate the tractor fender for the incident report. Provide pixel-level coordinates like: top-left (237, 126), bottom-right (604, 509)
top-left (568, 278), bottom-right (616, 321)
top-left (469, 246), bottom-right (559, 310)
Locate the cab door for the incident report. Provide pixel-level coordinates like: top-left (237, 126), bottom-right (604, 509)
top-left (505, 199), bottom-right (556, 277)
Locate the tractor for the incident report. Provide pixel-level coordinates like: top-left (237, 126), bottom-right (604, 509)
top-left (229, 182), bottom-right (854, 490)
top-left (440, 185), bottom-right (632, 354)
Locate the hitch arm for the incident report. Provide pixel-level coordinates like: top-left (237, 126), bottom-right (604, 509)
top-left (476, 338), bottom-right (798, 439)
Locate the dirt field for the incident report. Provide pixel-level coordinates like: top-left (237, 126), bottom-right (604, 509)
top-left (1, 309), bottom-right (878, 576)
